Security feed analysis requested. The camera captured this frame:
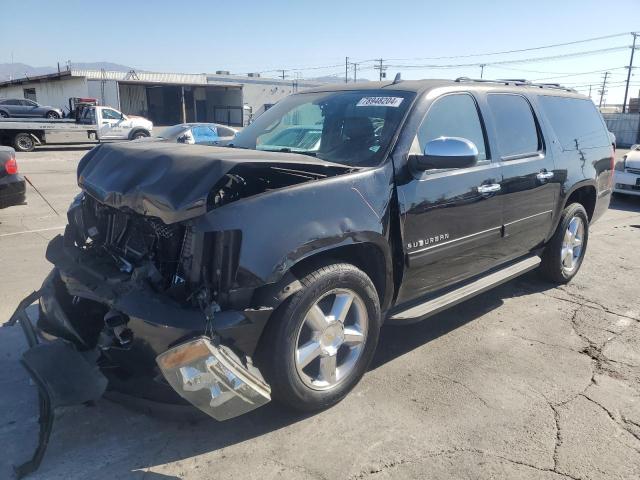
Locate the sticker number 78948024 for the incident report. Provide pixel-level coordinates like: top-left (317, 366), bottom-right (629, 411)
top-left (356, 97), bottom-right (404, 108)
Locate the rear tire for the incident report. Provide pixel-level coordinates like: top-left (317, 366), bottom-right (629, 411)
top-left (539, 203), bottom-right (589, 284)
top-left (257, 262), bottom-right (381, 412)
top-left (45, 111), bottom-right (60, 119)
top-left (13, 133), bottom-right (35, 152)
top-left (0, 111), bottom-right (9, 118)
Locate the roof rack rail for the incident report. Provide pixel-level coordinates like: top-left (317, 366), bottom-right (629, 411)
top-left (454, 77), bottom-right (576, 92)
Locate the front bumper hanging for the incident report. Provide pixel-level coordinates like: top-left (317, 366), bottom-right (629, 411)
top-left (7, 291), bottom-right (107, 479)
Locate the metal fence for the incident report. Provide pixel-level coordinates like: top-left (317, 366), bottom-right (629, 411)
top-left (602, 113), bottom-right (640, 147)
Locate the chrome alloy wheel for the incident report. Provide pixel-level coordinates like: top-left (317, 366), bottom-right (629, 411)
top-left (561, 216), bottom-right (585, 273)
top-left (294, 289), bottom-right (368, 390)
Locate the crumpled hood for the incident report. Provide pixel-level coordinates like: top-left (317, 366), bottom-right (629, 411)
top-left (77, 142), bottom-right (348, 224)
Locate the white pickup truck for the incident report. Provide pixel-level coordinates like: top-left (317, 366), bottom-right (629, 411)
top-left (0, 105), bottom-right (153, 152)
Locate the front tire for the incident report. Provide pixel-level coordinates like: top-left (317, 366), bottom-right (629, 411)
top-left (131, 130), bottom-right (149, 140)
top-left (540, 203), bottom-right (589, 283)
top-left (258, 262), bottom-right (381, 412)
top-left (0, 111), bottom-right (9, 118)
top-left (45, 111), bottom-right (60, 119)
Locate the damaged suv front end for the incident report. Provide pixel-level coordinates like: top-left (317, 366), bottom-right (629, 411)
top-left (9, 87), bottom-right (413, 476)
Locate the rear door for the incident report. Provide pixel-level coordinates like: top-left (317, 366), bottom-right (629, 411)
top-left (482, 93), bottom-right (557, 257)
top-left (395, 92), bottom-right (505, 304)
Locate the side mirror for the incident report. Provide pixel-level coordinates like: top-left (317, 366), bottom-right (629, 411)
top-left (410, 137), bottom-right (479, 171)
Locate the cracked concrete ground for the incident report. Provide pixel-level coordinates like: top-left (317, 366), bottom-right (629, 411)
top-left (1, 145), bottom-right (639, 479)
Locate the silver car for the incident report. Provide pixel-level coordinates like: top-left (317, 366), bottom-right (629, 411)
top-left (0, 98), bottom-right (63, 119)
top-left (152, 123), bottom-right (238, 146)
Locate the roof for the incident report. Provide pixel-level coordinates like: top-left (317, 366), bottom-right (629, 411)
top-left (300, 78), bottom-right (585, 99)
top-left (0, 70), bottom-right (73, 87)
top-left (0, 69), bottom-right (323, 89)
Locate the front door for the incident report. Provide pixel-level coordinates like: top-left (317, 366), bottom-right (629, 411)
top-left (395, 92), bottom-right (505, 304)
top-left (482, 93), bottom-right (557, 257)
top-left (98, 108), bottom-right (130, 139)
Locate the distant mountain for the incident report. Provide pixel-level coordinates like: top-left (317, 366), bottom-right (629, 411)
top-left (0, 62), bottom-right (133, 81)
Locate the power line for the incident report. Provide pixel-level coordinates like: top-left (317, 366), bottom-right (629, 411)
top-left (384, 32), bottom-right (630, 61)
top-left (385, 46), bottom-right (630, 69)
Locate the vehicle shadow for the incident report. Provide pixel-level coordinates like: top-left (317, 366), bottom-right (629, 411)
top-left (32, 144), bottom-right (96, 152)
top-left (0, 272), bottom-right (560, 478)
top-left (371, 270), bottom-right (556, 370)
top-left (609, 193), bottom-right (640, 213)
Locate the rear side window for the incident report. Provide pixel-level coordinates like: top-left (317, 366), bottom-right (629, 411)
top-left (538, 96), bottom-right (609, 150)
top-left (487, 94), bottom-right (540, 158)
top-left (416, 93), bottom-right (488, 161)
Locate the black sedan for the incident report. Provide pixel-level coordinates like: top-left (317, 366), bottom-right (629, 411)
top-left (0, 146), bottom-right (26, 209)
top-left (150, 123), bottom-right (238, 146)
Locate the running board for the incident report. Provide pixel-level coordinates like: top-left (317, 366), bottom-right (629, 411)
top-left (389, 255), bottom-right (541, 323)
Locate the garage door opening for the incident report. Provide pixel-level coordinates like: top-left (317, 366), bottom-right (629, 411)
top-left (118, 83), bottom-right (243, 126)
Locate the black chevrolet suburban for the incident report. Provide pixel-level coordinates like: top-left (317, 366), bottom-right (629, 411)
top-left (9, 78), bottom-right (614, 475)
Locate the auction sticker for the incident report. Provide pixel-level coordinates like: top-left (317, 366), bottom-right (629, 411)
top-left (356, 97), bottom-right (404, 107)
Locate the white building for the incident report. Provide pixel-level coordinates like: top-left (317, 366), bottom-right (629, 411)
top-left (0, 69), bottom-right (324, 126)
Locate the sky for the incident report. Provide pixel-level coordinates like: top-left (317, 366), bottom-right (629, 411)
top-left (1, 0), bottom-right (639, 104)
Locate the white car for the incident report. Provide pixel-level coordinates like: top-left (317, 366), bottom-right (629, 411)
top-left (614, 144), bottom-right (640, 196)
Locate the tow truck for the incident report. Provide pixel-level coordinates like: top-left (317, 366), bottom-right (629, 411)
top-left (0, 98), bottom-right (153, 152)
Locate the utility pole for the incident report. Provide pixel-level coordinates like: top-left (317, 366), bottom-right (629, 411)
top-left (353, 62), bottom-right (357, 83)
top-left (599, 71), bottom-right (609, 109)
top-left (622, 32), bottom-right (638, 113)
top-left (588, 84), bottom-right (592, 99)
top-left (480, 64), bottom-right (486, 79)
top-left (345, 57), bottom-right (349, 83)
top-left (280, 69), bottom-right (287, 80)
top-left (374, 59), bottom-right (387, 81)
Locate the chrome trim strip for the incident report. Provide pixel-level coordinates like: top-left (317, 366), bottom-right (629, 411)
top-left (407, 226), bottom-right (502, 256)
top-left (503, 209), bottom-right (553, 227)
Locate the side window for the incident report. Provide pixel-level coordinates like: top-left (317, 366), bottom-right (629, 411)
top-left (192, 126), bottom-right (219, 143)
top-left (101, 108), bottom-right (122, 120)
top-left (487, 94), bottom-right (540, 158)
top-left (217, 126), bottom-right (236, 137)
top-left (416, 93), bottom-right (488, 161)
top-left (537, 96), bottom-right (610, 150)
top-left (5, 99), bottom-right (21, 105)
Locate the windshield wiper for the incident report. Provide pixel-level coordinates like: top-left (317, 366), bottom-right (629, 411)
top-left (275, 148), bottom-right (317, 157)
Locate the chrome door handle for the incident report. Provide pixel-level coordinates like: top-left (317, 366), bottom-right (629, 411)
top-left (536, 171), bottom-right (554, 181)
top-left (477, 183), bottom-right (501, 194)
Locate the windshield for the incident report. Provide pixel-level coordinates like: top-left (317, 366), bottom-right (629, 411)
top-left (232, 90), bottom-right (415, 167)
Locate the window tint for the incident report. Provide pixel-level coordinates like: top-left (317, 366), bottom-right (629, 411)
top-left (416, 94), bottom-right (487, 161)
top-left (538, 96), bottom-right (609, 150)
top-left (192, 126), bottom-right (219, 143)
top-left (5, 99), bottom-right (21, 105)
top-left (487, 94), bottom-right (540, 158)
top-left (101, 108), bottom-right (122, 120)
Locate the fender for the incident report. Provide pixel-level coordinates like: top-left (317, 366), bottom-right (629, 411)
top-left (191, 161), bottom-right (397, 302)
